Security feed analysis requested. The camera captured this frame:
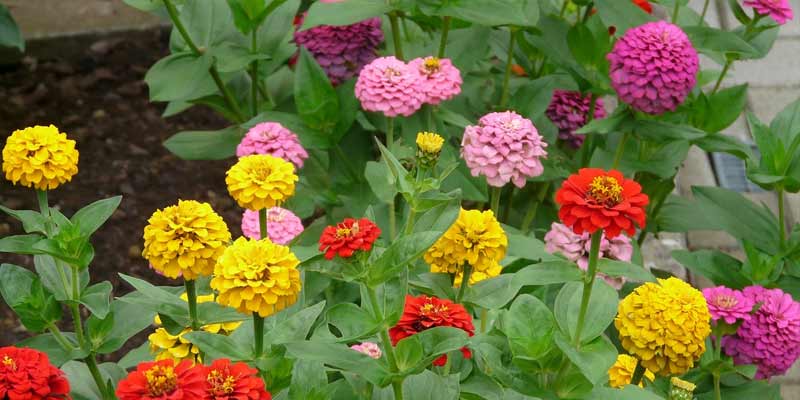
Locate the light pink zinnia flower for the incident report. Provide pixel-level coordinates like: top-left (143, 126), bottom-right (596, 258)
top-left (702, 286), bottom-right (754, 324)
top-left (355, 56), bottom-right (424, 117)
top-left (744, 0), bottom-right (793, 24)
top-left (607, 21), bottom-right (699, 115)
top-left (408, 56), bottom-right (462, 105)
top-left (236, 122), bottom-right (308, 169)
top-left (544, 222), bottom-right (633, 290)
top-left (723, 286), bottom-right (800, 379)
top-left (461, 111), bottom-right (547, 188)
top-left (350, 342), bottom-right (382, 359)
top-left (545, 90), bottom-right (607, 148)
top-left (241, 207), bottom-right (304, 245)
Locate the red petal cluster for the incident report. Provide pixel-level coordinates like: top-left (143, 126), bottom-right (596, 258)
top-left (201, 359), bottom-right (271, 400)
top-left (116, 359), bottom-right (205, 400)
top-left (318, 218), bottom-right (381, 259)
top-left (632, 0), bottom-right (653, 13)
top-left (555, 168), bottom-right (648, 238)
top-left (389, 295), bottom-right (474, 366)
top-left (0, 346), bottom-right (70, 400)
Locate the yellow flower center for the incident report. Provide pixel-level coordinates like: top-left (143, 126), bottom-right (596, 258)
top-left (422, 57), bottom-right (441, 74)
top-left (208, 370), bottom-right (236, 394)
top-left (588, 176), bottom-right (623, 205)
top-left (336, 221), bottom-right (360, 238)
top-left (712, 295), bottom-right (737, 309)
top-left (2, 356), bottom-right (16, 371)
top-left (144, 365), bottom-right (178, 396)
top-left (420, 301), bottom-right (448, 316)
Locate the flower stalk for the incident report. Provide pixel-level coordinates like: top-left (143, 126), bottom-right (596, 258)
top-left (572, 231), bottom-right (603, 348)
top-left (498, 28), bottom-right (517, 109)
top-left (184, 279), bottom-right (200, 331)
top-left (365, 286), bottom-right (403, 400)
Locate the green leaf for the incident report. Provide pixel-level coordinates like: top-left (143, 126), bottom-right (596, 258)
top-left (87, 312), bottom-right (115, 349)
top-left (174, 0), bottom-right (239, 50)
top-left (0, 234), bottom-right (44, 255)
top-left (554, 333), bottom-right (617, 385)
top-left (326, 303), bottom-right (380, 342)
top-left (694, 133), bottom-right (754, 160)
top-left (633, 120), bottom-right (707, 142)
top-left (246, 111), bottom-right (331, 149)
top-left (80, 281), bottom-right (113, 319)
top-left (575, 107), bottom-right (634, 135)
top-left (34, 255), bottom-right (87, 302)
top-left (19, 333), bottom-right (86, 366)
top-left (289, 360), bottom-right (333, 400)
top-left (595, 0), bottom-right (656, 35)
top-left (71, 196), bottom-right (122, 237)
top-left (463, 261), bottom-right (582, 309)
top-left (163, 126), bottom-right (245, 160)
top-left (0, 264), bottom-right (61, 333)
top-left (589, 385), bottom-right (664, 400)
top-left (367, 231), bottom-right (444, 286)
top-left (266, 301), bottom-right (326, 346)
top-left (196, 301), bottom-right (248, 326)
top-left (671, 249), bottom-right (751, 288)
top-left (510, 74), bottom-right (577, 125)
top-left (424, 0), bottom-right (535, 27)
top-left (505, 233), bottom-right (560, 263)
top-left (184, 331), bottom-right (252, 360)
top-left (301, 0), bottom-right (391, 29)
top-left (0, 206), bottom-right (47, 234)
top-left (295, 48), bottom-right (339, 134)
top-left (395, 335), bottom-right (425, 372)
top-left (365, 161), bottom-right (397, 203)
top-left (145, 52), bottom-right (216, 102)
top-left (0, 4), bottom-right (24, 51)
top-left (683, 26), bottom-right (759, 58)
top-left (597, 259), bottom-right (656, 282)
top-left (399, 370), bottom-right (459, 400)
top-left (692, 84), bottom-right (749, 134)
top-left (97, 298), bottom-right (157, 354)
top-left (117, 274), bottom-right (188, 318)
top-left (284, 341), bottom-right (391, 386)
top-left (554, 280), bottom-right (618, 343)
top-left (413, 326), bottom-right (471, 367)
top-left (567, 24), bottom-right (597, 67)
top-left (499, 294), bottom-right (556, 361)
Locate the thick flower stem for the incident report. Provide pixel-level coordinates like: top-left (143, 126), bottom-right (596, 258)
top-left (386, 119), bottom-right (397, 240)
top-left (259, 208), bottom-right (268, 240)
top-left (520, 183), bottom-right (550, 233)
top-left (672, 0), bottom-right (680, 23)
top-left (389, 12), bottom-right (405, 60)
top-left (490, 187), bottom-right (502, 217)
top-left (249, 29), bottom-right (259, 117)
top-left (365, 286), bottom-right (403, 400)
top-left (572, 231), bottom-right (603, 348)
top-left (711, 59), bottom-right (732, 95)
top-left (47, 324), bottom-right (74, 350)
top-left (455, 264), bottom-right (472, 304)
top-left (700, 0), bottom-right (711, 22)
top-left (498, 28), bottom-right (517, 109)
top-left (713, 372), bottom-right (722, 400)
top-left (778, 188), bottom-right (786, 249)
top-left (438, 16), bottom-right (451, 58)
top-left (184, 279), bottom-right (201, 331)
top-left (86, 354), bottom-right (112, 400)
top-left (611, 132), bottom-right (629, 170)
top-left (253, 314), bottom-right (265, 358)
top-left (70, 267), bottom-right (86, 347)
top-left (36, 190), bottom-right (53, 234)
top-left (630, 359), bottom-right (646, 386)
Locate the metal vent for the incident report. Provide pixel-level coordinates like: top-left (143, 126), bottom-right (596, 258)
top-left (710, 144), bottom-right (763, 193)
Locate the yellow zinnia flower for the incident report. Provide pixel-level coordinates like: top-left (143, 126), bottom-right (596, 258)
top-left (424, 208), bottom-right (507, 285)
top-left (608, 354), bottom-right (655, 388)
top-left (2, 125), bottom-right (79, 190)
top-left (615, 277), bottom-right (711, 376)
top-left (211, 237), bottom-right (301, 318)
top-left (416, 131), bottom-right (445, 168)
top-left (669, 377), bottom-right (696, 400)
top-left (226, 154), bottom-right (298, 210)
top-left (142, 200), bottom-right (231, 280)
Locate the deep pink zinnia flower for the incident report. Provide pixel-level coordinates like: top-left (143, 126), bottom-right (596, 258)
top-left (545, 90), bottom-right (607, 148)
top-left (408, 56), bottom-right (462, 105)
top-left (355, 56), bottom-right (424, 117)
top-left (544, 222), bottom-right (632, 289)
top-left (607, 21), bottom-right (699, 115)
top-left (241, 207), bottom-right (304, 245)
top-left (744, 0), bottom-right (793, 24)
top-left (461, 111), bottom-right (547, 188)
top-left (723, 286), bottom-right (800, 379)
top-left (236, 122), bottom-right (308, 169)
top-left (702, 286), bottom-right (754, 324)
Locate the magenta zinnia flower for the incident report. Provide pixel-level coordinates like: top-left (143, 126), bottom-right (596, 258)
top-left (723, 286), bottom-right (800, 379)
top-left (702, 286), bottom-right (754, 324)
top-left (544, 222), bottom-right (633, 289)
top-left (545, 90), bottom-right (607, 148)
top-left (236, 122), bottom-right (308, 169)
top-left (607, 21), bottom-right (699, 115)
top-left (408, 56), bottom-right (462, 105)
top-left (461, 111), bottom-right (547, 188)
top-left (350, 342), bottom-right (382, 359)
top-left (241, 207), bottom-right (304, 245)
top-left (744, 0), bottom-right (793, 24)
top-left (355, 56), bottom-right (424, 117)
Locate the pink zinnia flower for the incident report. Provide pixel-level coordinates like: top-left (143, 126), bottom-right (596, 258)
top-left (461, 111), bottom-right (547, 188)
top-left (544, 222), bottom-right (633, 290)
top-left (607, 21), bottom-right (699, 115)
top-left (702, 286), bottom-right (754, 324)
top-left (241, 207), bottom-right (304, 245)
top-left (744, 0), bottom-right (793, 24)
top-left (350, 342), bottom-right (382, 359)
top-left (236, 122), bottom-right (308, 169)
top-left (545, 90), bottom-right (607, 148)
top-left (355, 56), bottom-right (424, 117)
top-left (408, 56), bottom-right (462, 105)
top-left (723, 286), bottom-right (800, 379)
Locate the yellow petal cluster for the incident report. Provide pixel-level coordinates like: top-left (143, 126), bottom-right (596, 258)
top-left (615, 277), bottom-right (711, 376)
top-left (416, 132), bottom-right (445, 168)
top-left (211, 237), bottom-right (301, 317)
top-left (226, 154), bottom-right (298, 210)
top-left (2, 125), bottom-right (79, 190)
top-left (424, 208), bottom-right (507, 285)
top-left (142, 200), bottom-right (231, 280)
top-left (608, 354), bottom-right (655, 388)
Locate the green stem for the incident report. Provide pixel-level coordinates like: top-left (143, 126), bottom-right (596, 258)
top-left (257, 83), bottom-right (275, 108)
top-left (490, 187), bottom-right (502, 216)
top-left (36, 190), bottom-right (53, 234)
top-left (711, 59), bottom-right (732, 95)
top-left (438, 16), bottom-right (451, 58)
top-left (779, 188), bottom-right (786, 249)
top-left (425, 105), bottom-right (434, 131)
top-left (672, 0), bottom-right (680, 23)
top-left (386, 118), bottom-right (395, 149)
top-left (366, 286), bottom-right (403, 399)
top-left (86, 354), bottom-right (112, 400)
top-left (47, 324), bottom-right (74, 350)
top-left (249, 29), bottom-right (259, 117)
top-left (389, 12), bottom-right (404, 60)
top-left (572, 231), bottom-right (602, 348)
top-left (70, 267), bottom-right (85, 347)
top-left (498, 28), bottom-right (517, 109)
top-left (559, 0), bottom-right (569, 17)
top-left (520, 184), bottom-right (550, 233)
top-left (480, 309), bottom-right (488, 333)
top-left (581, 2), bottom-right (594, 24)
top-left (259, 208), bottom-right (268, 240)
top-left (184, 279), bottom-right (200, 331)
top-left (386, 118), bottom-right (397, 241)
top-left (455, 264), bottom-right (472, 304)
top-left (253, 314), bottom-right (264, 358)
top-left (611, 132), bottom-right (629, 170)
top-left (630, 359), bottom-right (646, 386)
top-left (700, 0), bottom-right (710, 22)
top-left (713, 372), bottom-right (721, 400)
top-left (501, 187), bottom-right (514, 223)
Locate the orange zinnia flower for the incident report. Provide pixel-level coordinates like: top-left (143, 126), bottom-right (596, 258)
top-left (116, 359), bottom-right (205, 400)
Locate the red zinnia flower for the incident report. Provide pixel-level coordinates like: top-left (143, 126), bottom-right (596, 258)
top-left (632, 0), bottom-right (653, 14)
top-left (201, 359), bottom-right (271, 400)
top-left (116, 359), bottom-right (205, 400)
top-left (318, 218), bottom-right (381, 259)
top-left (389, 295), bottom-right (474, 366)
top-left (554, 168), bottom-right (648, 238)
top-left (0, 346), bottom-right (70, 400)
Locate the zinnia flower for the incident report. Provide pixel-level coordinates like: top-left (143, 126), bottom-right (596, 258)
top-left (615, 277), bottom-right (711, 375)
top-left (744, 0), bottom-right (793, 24)
top-left (632, 0), bottom-right (652, 13)
top-left (211, 237), bottom-right (302, 318)
top-left (544, 222), bottom-right (632, 289)
top-left (201, 359), bottom-right (271, 400)
top-left (607, 21), bottom-right (699, 115)
top-left (408, 56), bottom-right (462, 105)
top-left (142, 200), bottom-right (231, 280)
top-left (702, 286), bottom-right (754, 324)
top-left (0, 346), bottom-right (70, 400)
top-left (2, 125), bottom-right (79, 190)
top-left (389, 295), bottom-right (474, 366)
top-left (608, 354), bottom-right (654, 388)
top-left (554, 168), bottom-right (648, 239)
top-left (723, 286), bottom-right (800, 379)
top-left (226, 155), bottom-right (298, 211)
top-left (545, 90), bottom-right (607, 148)
top-left (461, 111), bottom-right (547, 188)
top-left (116, 359), bottom-right (205, 400)
top-left (424, 208), bottom-right (507, 285)
top-left (318, 218), bottom-right (381, 260)
top-left (241, 207), bottom-right (304, 245)
top-left (416, 131), bottom-right (445, 168)
top-left (355, 56), bottom-right (424, 117)
top-left (236, 122), bottom-right (308, 169)
top-left (350, 342), bottom-right (382, 359)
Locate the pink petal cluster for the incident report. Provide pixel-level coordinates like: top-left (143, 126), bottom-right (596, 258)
top-left (408, 56), bottom-right (462, 105)
top-left (355, 56), bottom-right (425, 117)
top-left (607, 21), bottom-right (699, 115)
top-left (350, 342), bottom-right (382, 359)
top-left (461, 111), bottom-right (547, 188)
top-left (241, 207), bottom-right (304, 245)
top-left (723, 286), bottom-right (800, 379)
top-left (744, 0), bottom-right (793, 24)
top-left (702, 286), bottom-right (754, 324)
top-left (545, 90), bottom-right (607, 148)
top-left (236, 122), bottom-right (308, 169)
top-left (544, 222), bottom-right (633, 290)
